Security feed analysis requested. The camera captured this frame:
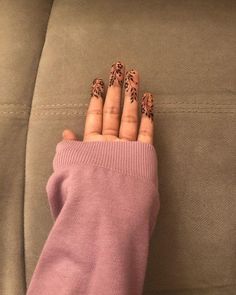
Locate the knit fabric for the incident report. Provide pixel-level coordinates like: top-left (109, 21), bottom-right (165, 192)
top-left (26, 139), bottom-right (160, 295)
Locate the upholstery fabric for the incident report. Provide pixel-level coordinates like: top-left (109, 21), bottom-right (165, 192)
top-left (0, 0), bottom-right (235, 294)
top-left (0, 0), bottom-right (53, 294)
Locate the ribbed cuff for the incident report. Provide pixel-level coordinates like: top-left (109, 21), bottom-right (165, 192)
top-left (53, 140), bottom-right (158, 184)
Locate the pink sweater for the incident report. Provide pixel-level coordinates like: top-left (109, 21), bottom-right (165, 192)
top-left (27, 139), bottom-right (160, 295)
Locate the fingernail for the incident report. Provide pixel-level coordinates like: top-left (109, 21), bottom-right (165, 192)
top-left (124, 69), bottom-right (139, 103)
top-left (108, 61), bottom-right (125, 87)
top-left (62, 129), bottom-right (70, 137)
top-left (90, 78), bottom-right (105, 99)
top-left (141, 92), bottom-right (154, 121)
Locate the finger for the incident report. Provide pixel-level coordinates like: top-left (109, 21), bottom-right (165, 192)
top-left (62, 129), bottom-right (78, 140)
top-left (137, 92), bottom-right (154, 144)
top-left (83, 78), bottom-right (105, 139)
top-left (102, 61), bottom-right (125, 137)
top-left (119, 69), bottom-right (139, 141)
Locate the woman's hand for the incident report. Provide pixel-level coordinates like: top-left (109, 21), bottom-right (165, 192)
top-left (62, 61), bottom-right (154, 144)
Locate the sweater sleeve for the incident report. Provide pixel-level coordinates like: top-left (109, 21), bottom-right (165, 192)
top-left (26, 139), bottom-right (160, 295)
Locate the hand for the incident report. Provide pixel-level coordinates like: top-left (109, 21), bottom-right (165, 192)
top-left (62, 61), bottom-right (154, 144)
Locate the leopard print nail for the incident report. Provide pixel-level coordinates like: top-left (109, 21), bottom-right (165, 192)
top-left (124, 69), bottom-right (138, 103)
top-left (108, 61), bottom-right (124, 87)
top-left (141, 93), bottom-right (154, 121)
top-left (91, 78), bottom-right (105, 99)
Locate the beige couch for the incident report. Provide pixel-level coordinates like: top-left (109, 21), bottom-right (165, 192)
top-left (0, 0), bottom-right (235, 294)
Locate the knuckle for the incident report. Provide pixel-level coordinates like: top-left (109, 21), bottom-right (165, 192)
top-left (103, 106), bottom-right (120, 115)
top-left (121, 114), bottom-right (138, 123)
top-left (119, 136), bottom-right (133, 141)
top-left (139, 129), bottom-right (151, 137)
top-left (102, 127), bottom-right (118, 136)
top-left (86, 109), bottom-right (102, 115)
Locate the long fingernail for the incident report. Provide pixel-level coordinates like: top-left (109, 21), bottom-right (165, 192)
top-left (90, 78), bottom-right (105, 99)
top-left (108, 61), bottom-right (125, 87)
top-left (141, 92), bottom-right (154, 121)
top-left (124, 69), bottom-right (138, 103)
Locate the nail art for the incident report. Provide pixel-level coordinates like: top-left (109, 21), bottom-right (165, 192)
top-left (124, 69), bottom-right (138, 103)
top-left (108, 61), bottom-right (124, 87)
top-left (90, 78), bottom-right (105, 99)
top-left (141, 93), bottom-right (154, 121)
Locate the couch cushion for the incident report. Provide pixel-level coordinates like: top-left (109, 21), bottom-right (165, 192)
top-left (3, 0), bottom-right (235, 294)
top-left (0, 0), bottom-right (53, 294)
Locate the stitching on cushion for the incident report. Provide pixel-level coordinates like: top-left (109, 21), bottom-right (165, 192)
top-left (29, 110), bottom-right (236, 115)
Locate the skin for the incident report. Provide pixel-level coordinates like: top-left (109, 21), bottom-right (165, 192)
top-left (62, 61), bottom-right (154, 144)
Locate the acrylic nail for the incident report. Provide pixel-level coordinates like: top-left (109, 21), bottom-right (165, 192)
top-left (90, 78), bottom-right (105, 99)
top-left (141, 92), bottom-right (154, 121)
top-left (124, 69), bottom-right (138, 103)
top-left (108, 61), bottom-right (124, 87)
